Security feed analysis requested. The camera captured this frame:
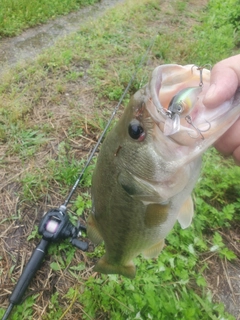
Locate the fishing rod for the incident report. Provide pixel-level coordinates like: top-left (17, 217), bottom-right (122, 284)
top-left (2, 37), bottom-right (156, 320)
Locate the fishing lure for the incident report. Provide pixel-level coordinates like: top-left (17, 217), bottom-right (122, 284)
top-left (164, 86), bottom-right (202, 136)
top-left (163, 64), bottom-right (213, 138)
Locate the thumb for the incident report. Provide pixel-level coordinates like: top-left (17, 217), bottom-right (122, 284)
top-left (203, 68), bottom-right (238, 108)
top-left (203, 59), bottom-right (240, 109)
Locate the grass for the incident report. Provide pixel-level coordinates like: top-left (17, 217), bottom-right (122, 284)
top-left (1, 0), bottom-right (240, 319)
top-left (0, 0), bottom-right (100, 38)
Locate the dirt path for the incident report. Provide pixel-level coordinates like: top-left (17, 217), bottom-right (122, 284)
top-left (0, 0), bottom-right (124, 75)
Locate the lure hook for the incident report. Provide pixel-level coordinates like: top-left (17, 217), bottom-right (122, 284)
top-left (191, 64), bottom-right (212, 87)
top-left (185, 115), bottom-right (211, 140)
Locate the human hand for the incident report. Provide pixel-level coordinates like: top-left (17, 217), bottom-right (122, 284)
top-left (203, 54), bottom-right (240, 165)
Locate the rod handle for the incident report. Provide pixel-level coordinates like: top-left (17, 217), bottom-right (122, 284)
top-left (10, 239), bottom-right (49, 305)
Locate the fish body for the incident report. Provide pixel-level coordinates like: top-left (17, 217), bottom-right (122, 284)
top-left (87, 64), bottom-right (240, 278)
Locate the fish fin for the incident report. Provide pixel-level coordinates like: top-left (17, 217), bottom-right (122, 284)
top-left (142, 239), bottom-right (165, 259)
top-left (177, 196), bottom-right (194, 229)
top-left (87, 214), bottom-right (103, 245)
top-left (144, 203), bottom-right (169, 228)
top-left (94, 255), bottom-right (136, 279)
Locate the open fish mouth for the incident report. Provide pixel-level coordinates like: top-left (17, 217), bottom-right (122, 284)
top-left (146, 64), bottom-right (240, 148)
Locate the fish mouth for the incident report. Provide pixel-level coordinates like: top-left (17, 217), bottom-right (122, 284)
top-left (146, 64), bottom-right (240, 149)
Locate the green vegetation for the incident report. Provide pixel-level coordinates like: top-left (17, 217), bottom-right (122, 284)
top-left (1, 0), bottom-right (240, 319)
top-left (188, 0), bottom-right (240, 64)
top-left (0, 0), bottom-right (100, 37)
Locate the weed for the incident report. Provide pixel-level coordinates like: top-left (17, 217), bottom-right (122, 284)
top-left (8, 128), bottom-right (48, 159)
top-left (65, 71), bottom-right (84, 81)
top-left (189, 0), bottom-right (240, 64)
top-left (0, 0), bottom-right (101, 38)
top-left (43, 292), bottom-right (63, 320)
top-left (0, 295), bottom-right (39, 320)
top-left (210, 232), bottom-right (237, 261)
top-left (175, 1), bottom-right (187, 13)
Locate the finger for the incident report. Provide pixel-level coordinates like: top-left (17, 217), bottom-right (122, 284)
top-left (214, 117), bottom-right (240, 155)
top-left (203, 68), bottom-right (238, 108)
top-left (203, 55), bottom-right (240, 108)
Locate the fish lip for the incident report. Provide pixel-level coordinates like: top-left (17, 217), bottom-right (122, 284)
top-left (149, 65), bottom-right (164, 116)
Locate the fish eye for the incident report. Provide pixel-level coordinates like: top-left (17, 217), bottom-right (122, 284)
top-left (128, 119), bottom-right (145, 141)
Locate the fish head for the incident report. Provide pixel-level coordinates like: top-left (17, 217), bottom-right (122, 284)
top-left (112, 83), bottom-right (197, 204)
top-left (115, 86), bottom-right (180, 175)
top-left (113, 63), bottom-right (240, 192)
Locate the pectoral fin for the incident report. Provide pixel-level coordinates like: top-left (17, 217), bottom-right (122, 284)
top-left (142, 239), bottom-right (165, 259)
top-left (177, 196), bottom-right (194, 229)
top-left (144, 203), bottom-right (169, 228)
top-left (87, 214), bottom-right (103, 245)
top-left (94, 255), bottom-right (136, 279)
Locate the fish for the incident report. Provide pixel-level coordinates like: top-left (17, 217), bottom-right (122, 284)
top-left (87, 64), bottom-right (240, 279)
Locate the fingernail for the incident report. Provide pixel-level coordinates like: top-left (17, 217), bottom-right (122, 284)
top-left (203, 84), bottom-right (217, 108)
top-left (204, 84), bottom-right (216, 102)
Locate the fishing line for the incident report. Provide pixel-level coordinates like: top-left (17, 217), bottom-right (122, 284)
top-left (63, 34), bottom-right (158, 207)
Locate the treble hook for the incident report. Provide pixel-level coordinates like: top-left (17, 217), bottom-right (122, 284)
top-left (185, 115), bottom-right (211, 140)
top-left (191, 64), bottom-right (212, 87)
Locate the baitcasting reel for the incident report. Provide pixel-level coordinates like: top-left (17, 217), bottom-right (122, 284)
top-left (2, 206), bottom-right (88, 320)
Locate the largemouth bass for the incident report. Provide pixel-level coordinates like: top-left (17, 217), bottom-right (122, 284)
top-left (87, 64), bottom-right (240, 278)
